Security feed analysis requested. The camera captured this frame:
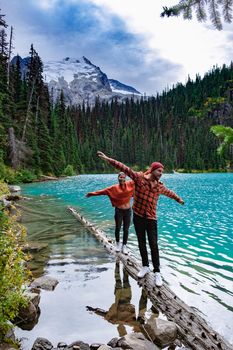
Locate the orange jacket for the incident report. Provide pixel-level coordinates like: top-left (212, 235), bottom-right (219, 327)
top-left (88, 181), bottom-right (134, 207)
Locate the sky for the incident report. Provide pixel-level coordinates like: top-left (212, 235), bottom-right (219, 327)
top-left (1, 0), bottom-right (233, 95)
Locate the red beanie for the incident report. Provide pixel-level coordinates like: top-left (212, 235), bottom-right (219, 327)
top-left (150, 162), bottom-right (164, 171)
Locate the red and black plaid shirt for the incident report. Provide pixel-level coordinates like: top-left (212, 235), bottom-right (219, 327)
top-left (108, 158), bottom-right (182, 220)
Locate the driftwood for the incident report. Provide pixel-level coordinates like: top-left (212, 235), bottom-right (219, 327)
top-left (68, 206), bottom-right (233, 350)
top-left (36, 175), bottom-right (59, 182)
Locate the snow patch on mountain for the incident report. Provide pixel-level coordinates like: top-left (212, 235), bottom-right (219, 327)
top-left (109, 79), bottom-right (141, 95)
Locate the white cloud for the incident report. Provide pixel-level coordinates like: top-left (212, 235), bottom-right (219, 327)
top-left (88, 0), bottom-right (232, 83)
top-left (34, 0), bottom-right (59, 10)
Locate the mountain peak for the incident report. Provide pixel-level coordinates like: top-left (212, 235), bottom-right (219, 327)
top-left (62, 56), bottom-right (93, 66)
top-left (12, 55), bottom-right (141, 105)
top-left (82, 56), bottom-right (93, 65)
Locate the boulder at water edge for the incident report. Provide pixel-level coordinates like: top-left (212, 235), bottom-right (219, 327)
top-left (111, 332), bottom-right (160, 350)
top-left (144, 317), bottom-right (178, 347)
top-left (30, 276), bottom-right (59, 291)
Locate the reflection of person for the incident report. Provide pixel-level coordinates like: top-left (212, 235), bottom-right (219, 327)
top-left (137, 289), bottom-right (159, 324)
top-left (86, 172), bottom-right (134, 254)
top-left (97, 151), bottom-right (184, 287)
top-left (137, 288), bottom-right (148, 323)
top-left (105, 260), bottom-right (141, 336)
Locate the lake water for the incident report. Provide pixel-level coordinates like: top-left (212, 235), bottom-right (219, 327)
top-left (15, 173), bottom-right (233, 348)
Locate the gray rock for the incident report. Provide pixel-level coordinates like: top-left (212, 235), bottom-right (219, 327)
top-left (24, 291), bottom-right (41, 309)
top-left (30, 276), bottom-right (59, 291)
top-left (68, 341), bottom-right (90, 350)
top-left (116, 338), bottom-right (131, 349)
top-left (14, 289), bottom-right (41, 331)
top-left (17, 300), bottom-right (37, 323)
top-left (107, 338), bottom-right (118, 348)
top-left (57, 342), bottom-right (68, 348)
top-left (117, 333), bottom-right (159, 350)
top-left (90, 344), bottom-right (102, 350)
top-left (144, 318), bottom-right (178, 347)
top-left (32, 337), bottom-right (53, 350)
top-left (6, 194), bottom-right (21, 201)
top-left (2, 198), bottom-right (11, 208)
top-left (8, 185), bottom-right (21, 192)
top-left (97, 346), bottom-right (112, 350)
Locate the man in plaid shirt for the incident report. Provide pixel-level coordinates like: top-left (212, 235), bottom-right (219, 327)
top-left (97, 151), bottom-right (184, 287)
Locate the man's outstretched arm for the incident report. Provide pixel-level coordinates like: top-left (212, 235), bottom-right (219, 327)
top-left (97, 151), bottom-right (139, 182)
top-left (159, 183), bottom-right (184, 204)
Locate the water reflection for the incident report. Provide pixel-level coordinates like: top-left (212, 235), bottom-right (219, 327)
top-left (89, 260), bottom-right (162, 339)
top-left (104, 260), bottom-right (141, 336)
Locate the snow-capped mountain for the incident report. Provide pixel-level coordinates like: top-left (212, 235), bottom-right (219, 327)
top-left (43, 56), bottom-right (141, 105)
top-left (11, 55), bottom-right (141, 105)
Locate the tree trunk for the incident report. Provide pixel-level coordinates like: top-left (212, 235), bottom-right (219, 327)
top-left (21, 80), bottom-right (35, 142)
top-left (8, 127), bottom-right (19, 169)
top-left (7, 26), bottom-right (13, 86)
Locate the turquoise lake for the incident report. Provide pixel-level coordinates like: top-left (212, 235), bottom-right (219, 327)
top-left (16, 173), bottom-right (233, 348)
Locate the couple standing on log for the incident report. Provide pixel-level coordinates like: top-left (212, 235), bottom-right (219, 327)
top-left (86, 151), bottom-right (184, 287)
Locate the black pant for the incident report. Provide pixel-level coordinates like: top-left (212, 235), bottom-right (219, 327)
top-left (114, 208), bottom-right (131, 245)
top-left (133, 213), bottom-right (160, 272)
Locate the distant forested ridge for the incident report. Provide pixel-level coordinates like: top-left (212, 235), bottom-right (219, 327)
top-left (0, 12), bottom-right (233, 181)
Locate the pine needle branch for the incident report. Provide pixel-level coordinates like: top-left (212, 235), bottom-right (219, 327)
top-left (209, 0), bottom-right (222, 29)
top-left (196, 0), bottom-right (207, 21)
top-left (221, 0), bottom-right (233, 22)
top-left (161, 0), bottom-right (232, 29)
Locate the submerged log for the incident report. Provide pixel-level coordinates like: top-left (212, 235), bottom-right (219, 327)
top-left (68, 207), bottom-right (233, 350)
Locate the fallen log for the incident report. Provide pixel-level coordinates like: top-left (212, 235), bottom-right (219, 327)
top-left (68, 206), bottom-right (233, 350)
top-left (36, 175), bottom-right (59, 182)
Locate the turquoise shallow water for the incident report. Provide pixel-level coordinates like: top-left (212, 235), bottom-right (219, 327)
top-left (18, 173), bottom-right (233, 346)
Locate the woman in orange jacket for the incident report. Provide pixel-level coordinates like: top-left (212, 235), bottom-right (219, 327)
top-left (86, 172), bottom-right (134, 254)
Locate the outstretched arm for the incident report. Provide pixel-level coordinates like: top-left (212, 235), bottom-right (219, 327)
top-left (159, 184), bottom-right (184, 204)
top-left (97, 151), bottom-right (139, 182)
top-left (86, 188), bottom-right (109, 197)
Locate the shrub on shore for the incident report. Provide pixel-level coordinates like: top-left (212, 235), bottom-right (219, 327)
top-left (0, 185), bottom-right (30, 340)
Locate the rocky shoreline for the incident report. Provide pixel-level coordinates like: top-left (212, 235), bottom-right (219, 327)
top-left (28, 333), bottom-right (174, 350)
top-left (0, 273), bottom-right (185, 350)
